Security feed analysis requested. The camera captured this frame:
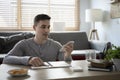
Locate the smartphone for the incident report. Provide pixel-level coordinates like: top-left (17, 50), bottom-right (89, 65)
top-left (65, 41), bottom-right (74, 45)
top-left (60, 41), bottom-right (74, 52)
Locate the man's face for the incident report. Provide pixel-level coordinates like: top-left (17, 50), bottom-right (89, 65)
top-left (33, 20), bottom-right (50, 40)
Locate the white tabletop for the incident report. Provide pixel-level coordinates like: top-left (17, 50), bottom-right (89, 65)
top-left (0, 60), bottom-right (120, 80)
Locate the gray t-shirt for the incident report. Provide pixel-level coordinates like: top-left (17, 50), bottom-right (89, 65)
top-left (3, 38), bottom-right (71, 65)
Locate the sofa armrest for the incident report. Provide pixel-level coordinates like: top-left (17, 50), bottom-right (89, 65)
top-left (89, 40), bottom-right (111, 52)
top-left (89, 40), bottom-right (111, 59)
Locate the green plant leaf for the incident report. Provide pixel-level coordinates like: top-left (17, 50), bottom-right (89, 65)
top-left (104, 44), bottom-right (120, 60)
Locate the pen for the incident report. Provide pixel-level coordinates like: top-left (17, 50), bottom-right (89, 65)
top-left (47, 62), bottom-right (53, 67)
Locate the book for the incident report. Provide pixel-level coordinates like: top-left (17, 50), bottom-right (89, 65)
top-left (31, 61), bottom-right (71, 70)
top-left (88, 59), bottom-right (113, 68)
top-left (88, 66), bottom-right (113, 72)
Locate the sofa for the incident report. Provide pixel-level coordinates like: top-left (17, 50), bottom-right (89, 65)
top-left (0, 31), bottom-right (111, 64)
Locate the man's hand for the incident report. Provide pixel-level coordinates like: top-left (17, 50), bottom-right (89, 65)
top-left (63, 41), bottom-right (74, 57)
top-left (28, 57), bottom-right (44, 67)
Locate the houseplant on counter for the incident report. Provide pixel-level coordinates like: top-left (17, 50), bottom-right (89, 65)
top-left (88, 44), bottom-right (119, 69)
top-left (104, 44), bottom-right (120, 71)
top-left (104, 44), bottom-right (120, 60)
top-left (89, 44), bottom-right (118, 68)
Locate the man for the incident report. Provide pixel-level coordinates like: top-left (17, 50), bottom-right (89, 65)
top-left (3, 14), bottom-right (73, 67)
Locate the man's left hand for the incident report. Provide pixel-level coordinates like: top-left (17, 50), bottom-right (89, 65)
top-left (63, 41), bottom-right (74, 57)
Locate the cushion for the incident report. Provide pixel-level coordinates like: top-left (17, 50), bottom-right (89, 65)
top-left (0, 36), bottom-right (7, 45)
top-left (7, 33), bottom-right (25, 44)
top-left (49, 32), bottom-right (90, 50)
top-left (0, 36), bottom-right (7, 53)
top-left (23, 32), bottom-right (34, 39)
top-left (0, 33), bottom-right (25, 53)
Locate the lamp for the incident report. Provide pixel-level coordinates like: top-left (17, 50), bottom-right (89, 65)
top-left (85, 9), bottom-right (103, 40)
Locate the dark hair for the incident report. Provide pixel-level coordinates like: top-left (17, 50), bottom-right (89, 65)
top-left (34, 14), bottom-right (51, 26)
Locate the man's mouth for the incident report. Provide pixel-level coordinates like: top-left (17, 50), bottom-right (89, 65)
top-left (43, 33), bottom-right (49, 36)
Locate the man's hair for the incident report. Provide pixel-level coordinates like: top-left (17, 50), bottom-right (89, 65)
top-left (34, 14), bottom-right (51, 26)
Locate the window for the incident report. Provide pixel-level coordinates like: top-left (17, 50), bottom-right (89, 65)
top-left (0, 0), bottom-right (80, 31)
top-left (0, 0), bottom-right (17, 29)
top-left (50, 0), bottom-right (75, 28)
top-left (21, 0), bottom-right (49, 29)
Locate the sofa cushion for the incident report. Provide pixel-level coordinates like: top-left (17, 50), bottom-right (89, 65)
top-left (0, 32), bottom-right (34, 54)
top-left (0, 33), bottom-right (25, 53)
top-left (0, 36), bottom-right (7, 45)
top-left (7, 33), bottom-right (25, 43)
top-left (0, 32), bottom-right (22, 36)
top-left (49, 32), bottom-right (90, 50)
top-left (23, 32), bottom-right (35, 39)
top-left (0, 43), bottom-right (2, 52)
top-left (0, 36), bottom-right (8, 52)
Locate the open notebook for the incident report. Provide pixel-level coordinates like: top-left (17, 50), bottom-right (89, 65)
top-left (31, 61), bottom-right (71, 69)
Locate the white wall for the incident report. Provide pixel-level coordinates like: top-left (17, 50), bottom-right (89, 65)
top-left (81, 0), bottom-right (120, 46)
top-left (91, 0), bottom-right (120, 46)
top-left (80, 0), bottom-right (91, 35)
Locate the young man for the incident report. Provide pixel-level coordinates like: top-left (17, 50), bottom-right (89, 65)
top-left (3, 14), bottom-right (73, 67)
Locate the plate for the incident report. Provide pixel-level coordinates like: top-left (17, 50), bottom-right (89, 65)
top-left (8, 69), bottom-right (28, 77)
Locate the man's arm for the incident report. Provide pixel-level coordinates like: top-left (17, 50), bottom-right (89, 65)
top-left (3, 40), bottom-right (31, 65)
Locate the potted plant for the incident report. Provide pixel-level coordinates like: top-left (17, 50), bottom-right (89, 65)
top-left (88, 44), bottom-right (120, 69)
top-left (104, 44), bottom-right (120, 60)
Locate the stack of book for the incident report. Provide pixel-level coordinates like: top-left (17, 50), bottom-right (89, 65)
top-left (88, 59), bottom-right (113, 72)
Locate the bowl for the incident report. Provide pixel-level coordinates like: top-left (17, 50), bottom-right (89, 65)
top-left (8, 69), bottom-right (28, 77)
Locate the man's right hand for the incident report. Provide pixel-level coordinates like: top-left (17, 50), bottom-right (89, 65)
top-left (28, 57), bottom-right (44, 67)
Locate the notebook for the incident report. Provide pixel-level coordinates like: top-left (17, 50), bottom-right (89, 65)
top-left (31, 61), bottom-right (71, 69)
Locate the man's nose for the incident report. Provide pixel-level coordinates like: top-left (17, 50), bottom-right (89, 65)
top-left (44, 27), bottom-right (50, 32)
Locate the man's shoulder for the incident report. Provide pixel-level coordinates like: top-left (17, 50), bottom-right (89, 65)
top-left (17, 38), bottom-right (33, 44)
top-left (48, 38), bottom-right (62, 46)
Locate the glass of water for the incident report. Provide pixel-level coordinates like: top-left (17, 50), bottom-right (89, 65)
top-left (85, 50), bottom-right (96, 60)
top-left (85, 50), bottom-right (91, 60)
top-left (90, 50), bottom-right (96, 59)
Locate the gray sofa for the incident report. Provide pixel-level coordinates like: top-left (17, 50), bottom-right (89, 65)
top-left (0, 31), bottom-right (110, 64)
top-left (49, 32), bottom-right (111, 60)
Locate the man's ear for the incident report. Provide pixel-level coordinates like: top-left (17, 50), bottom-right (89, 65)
top-left (33, 25), bottom-right (36, 30)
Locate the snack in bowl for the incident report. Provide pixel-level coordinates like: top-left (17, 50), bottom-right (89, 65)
top-left (8, 69), bottom-right (28, 77)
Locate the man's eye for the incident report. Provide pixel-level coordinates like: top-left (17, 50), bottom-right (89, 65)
top-left (40, 25), bottom-right (50, 29)
top-left (41, 26), bottom-right (46, 29)
top-left (48, 26), bottom-right (50, 29)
